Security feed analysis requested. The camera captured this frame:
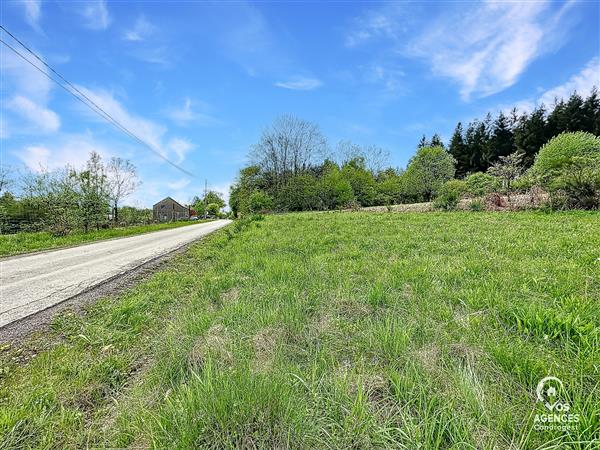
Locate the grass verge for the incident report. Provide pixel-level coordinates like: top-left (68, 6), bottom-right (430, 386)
top-left (0, 211), bottom-right (598, 449)
top-left (0, 220), bottom-right (212, 257)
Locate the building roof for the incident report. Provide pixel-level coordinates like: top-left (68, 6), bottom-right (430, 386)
top-left (153, 196), bottom-right (187, 209)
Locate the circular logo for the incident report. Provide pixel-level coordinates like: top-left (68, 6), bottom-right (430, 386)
top-left (536, 376), bottom-right (564, 411)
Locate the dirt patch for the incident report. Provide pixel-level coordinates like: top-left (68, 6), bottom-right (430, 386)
top-left (220, 287), bottom-right (240, 304)
top-left (188, 324), bottom-right (233, 369)
top-left (415, 343), bottom-right (442, 373)
top-left (251, 326), bottom-right (283, 373)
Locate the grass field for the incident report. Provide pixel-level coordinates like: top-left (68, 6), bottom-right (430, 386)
top-left (0, 220), bottom-right (212, 257)
top-left (1, 212), bottom-right (598, 449)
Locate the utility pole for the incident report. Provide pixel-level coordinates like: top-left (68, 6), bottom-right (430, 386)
top-left (204, 179), bottom-right (208, 219)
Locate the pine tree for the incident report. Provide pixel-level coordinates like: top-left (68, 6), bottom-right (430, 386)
top-left (582, 87), bottom-right (600, 134)
top-left (563, 92), bottom-right (585, 131)
top-left (417, 134), bottom-right (429, 149)
top-left (514, 106), bottom-right (548, 168)
top-left (430, 133), bottom-right (445, 149)
top-left (488, 112), bottom-right (514, 164)
top-left (449, 122), bottom-right (469, 178)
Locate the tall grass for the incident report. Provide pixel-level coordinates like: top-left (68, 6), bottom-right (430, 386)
top-left (1, 211), bottom-right (598, 448)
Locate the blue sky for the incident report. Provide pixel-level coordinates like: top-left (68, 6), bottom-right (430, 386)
top-left (1, 0), bottom-right (598, 207)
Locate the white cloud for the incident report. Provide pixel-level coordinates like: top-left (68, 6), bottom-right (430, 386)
top-left (15, 134), bottom-right (113, 172)
top-left (538, 57), bottom-right (600, 106)
top-left (167, 138), bottom-right (194, 163)
top-left (7, 96), bottom-right (60, 133)
top-left (166, 98), bottom-right (220, 126)
top-left (1, 47), bottom-right (53, 103)
top-left (347, 1), bottom-right (580, 100)
top-left (407, 1), bottom-right (578, 100)
top-left (500, 57), bottom-right (600, 115)
top-left (19, 0), bottom-right (41, 30)
top-left (275, 77), bottom-right (323, 91)
top-left (77, 0), bottom-right (110, 30)
top-left (345, 5), bottom-right (404, 48)
top-left (123, 15), bottom-right (156, 41)
top-left (75, 87), bottom-right (166, 153)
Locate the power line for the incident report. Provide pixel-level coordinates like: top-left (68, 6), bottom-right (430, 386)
top-left (0, 26), bottom-right (195, 178)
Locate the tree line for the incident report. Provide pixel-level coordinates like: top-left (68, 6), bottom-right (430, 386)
top-left (0, 152), bottom-right (141, 235)
top-left (445, 89), bottom-right (600, 177)
top-left (230, 89), bottom-right (600, 216)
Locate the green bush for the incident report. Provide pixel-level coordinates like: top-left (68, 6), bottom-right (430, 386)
top-left (248, 190), bottom-right (273, 213)
top-left (469, 198), bottom-right (484, 211)
top-left (433, 179), bottom-right (466, 211)
top-left (465, 172), bottom-right (498, 196)
top-left (550, 156), bottom-right (600, 209)
top-left (533, 132), bottom-right (600, 175)
top-left (404, 146), bottom-right (456, 201)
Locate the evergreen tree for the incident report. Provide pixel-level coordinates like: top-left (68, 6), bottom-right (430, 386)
top-left (514, 106), bottom-right (548, 168)
top-left (563, 92), bottom-right (585, 131)
top-left (417, 134), bottom-right (429, 149)
top-left (449, 122), bottom-right (469, 178)
top-left (488, 112), bottom-right (514, 164)
top-left (582, 87), bottom-right (600, 134)
top-left (430, 133), bottom-right (445, 149)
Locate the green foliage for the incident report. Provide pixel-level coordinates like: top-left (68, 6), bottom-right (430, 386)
top-left (432, 179), bottom-right (466, 211)
top-left (404, 146), bottom-right (456, 201)
top-left (248, 190), bottom-right (273, 213)
top-left (469, 198), bottom-right (484, 211)
top-left (340, 157), bottom-right (377, 206)
top-left (319, 165), bottom-right (354, 210)
top-left (206, 203), bottom-right (221, 216)
top-left (277, 174), bottom-right (321, 211)
top-left (533, 131), bottom-right (600, 175)
top-left (465, 172), bottom-right (498, 196)
top-left (550, 155), bottom-right (600, 209)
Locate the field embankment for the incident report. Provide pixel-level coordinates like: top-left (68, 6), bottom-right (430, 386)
top-left (0, 220), bottom-right (212, 257)
top-left (1, 212), bottom-right (598, 448)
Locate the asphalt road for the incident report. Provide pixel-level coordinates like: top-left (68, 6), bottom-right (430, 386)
top-left (0, 220), bottom-right (231, 329)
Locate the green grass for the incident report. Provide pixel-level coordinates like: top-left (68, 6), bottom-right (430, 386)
top-left (0, 220), bottom-right (212, 257)
top-left (1, 211), bottom-right (599, 449)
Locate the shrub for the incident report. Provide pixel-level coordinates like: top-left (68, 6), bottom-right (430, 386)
top-left (550, 156), bottom-right (600, 209)
top-left (465, 172), bottom-right (498, 197)
top-left (248, 190), bottom-right (273, 214)
top-left (469, 198), bottom-right (484, 211)
top-left (533, 131), bottom-right (600, 175)
top-left (404, 146), bottom-right (456, 201)
top-left (433, 179), bottom-right (466, 211)
top-left (206, 203), bottom-right (220, 216)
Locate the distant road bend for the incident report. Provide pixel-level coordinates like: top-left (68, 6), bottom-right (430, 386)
top-left (0, 220), bottom-right (231, 329)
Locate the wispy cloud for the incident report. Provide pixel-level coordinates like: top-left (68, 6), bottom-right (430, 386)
top-left (407, 1), bottom-right (578, 100)
top-left (502, 57), bottom-right (600, 115)
top-left (539, 57), bottom-right (599, 106)
top-left (345, 4), bottom-right (406, 48)
top-left (76, 87), bottom-right (166, 152)
top-left (15, 133), bottom-right (113, 172)
top-left (166, 98), bottom-right (221, 126)
top-left (7, 96), bottom-right (60, 133)
top-left (275, 77), bottom-right (323, 91)
top-left (347, 1), bottom-right (581, 100)
top-left (76, 0), bottom-right (111, 31)
top-left (123, 15), bottom-right (156, 41)
top-left (167, 138), bottom-right (195, 163)
top-left (18, 0), bottom-right (42, 31)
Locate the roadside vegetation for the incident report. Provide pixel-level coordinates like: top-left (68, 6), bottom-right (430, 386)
top-left (0, 219), bottom-right (212, 257)
top-left (1, 211), bottom-right (598, 448)
top-left (0, 153), bottom-right (228, 241)
top-left (230, 89), bottom-right (600, 216)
